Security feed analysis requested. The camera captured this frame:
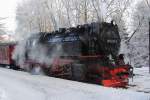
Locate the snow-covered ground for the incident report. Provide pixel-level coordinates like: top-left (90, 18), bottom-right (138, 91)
top-left (0, 68), bottom-right (149, 100)
top-left (129, 67), bottom-right (150, 93)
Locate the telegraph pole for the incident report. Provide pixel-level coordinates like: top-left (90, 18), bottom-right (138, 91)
top-left (149, 18), bottom-right (150, 74)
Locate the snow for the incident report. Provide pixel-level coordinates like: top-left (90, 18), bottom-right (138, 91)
top-left (0, 67), bottom-right (149, 100)
top-left (129, 67), bottom-right (150, 93)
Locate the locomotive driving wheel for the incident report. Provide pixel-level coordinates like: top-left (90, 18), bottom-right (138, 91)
top-left (71, 64), bottom-right (87, 81)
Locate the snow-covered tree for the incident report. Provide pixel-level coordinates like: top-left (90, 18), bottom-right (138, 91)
top-left (0, 17), bottom-right (6, 34)
top-left (15, 0), bottom-right (133, 37)
top-left (127, 0), bottom-right (150, 67)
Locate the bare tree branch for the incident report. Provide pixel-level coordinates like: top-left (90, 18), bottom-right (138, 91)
top-left (91, 0), bottom-right (101, 21)
top-left (126, 16), bottom-right (144, 42)
top-left (145, 0), bottom-right (150, 9)
top-left (44, 1), bottom-right (57, 30)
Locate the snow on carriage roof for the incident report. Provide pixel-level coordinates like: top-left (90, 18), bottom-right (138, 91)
top-left (0, 34), bottom-right (16, 44)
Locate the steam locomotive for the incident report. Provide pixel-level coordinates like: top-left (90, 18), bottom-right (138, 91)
top-left (0, 21), bottom-right (133, 87)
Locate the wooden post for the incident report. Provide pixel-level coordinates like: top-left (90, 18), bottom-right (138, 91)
top-left (149, 20), bottom-right (150, 74)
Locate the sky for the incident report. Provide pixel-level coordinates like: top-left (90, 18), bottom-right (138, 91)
top-left (0, 0), bottom-right (21, 33)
